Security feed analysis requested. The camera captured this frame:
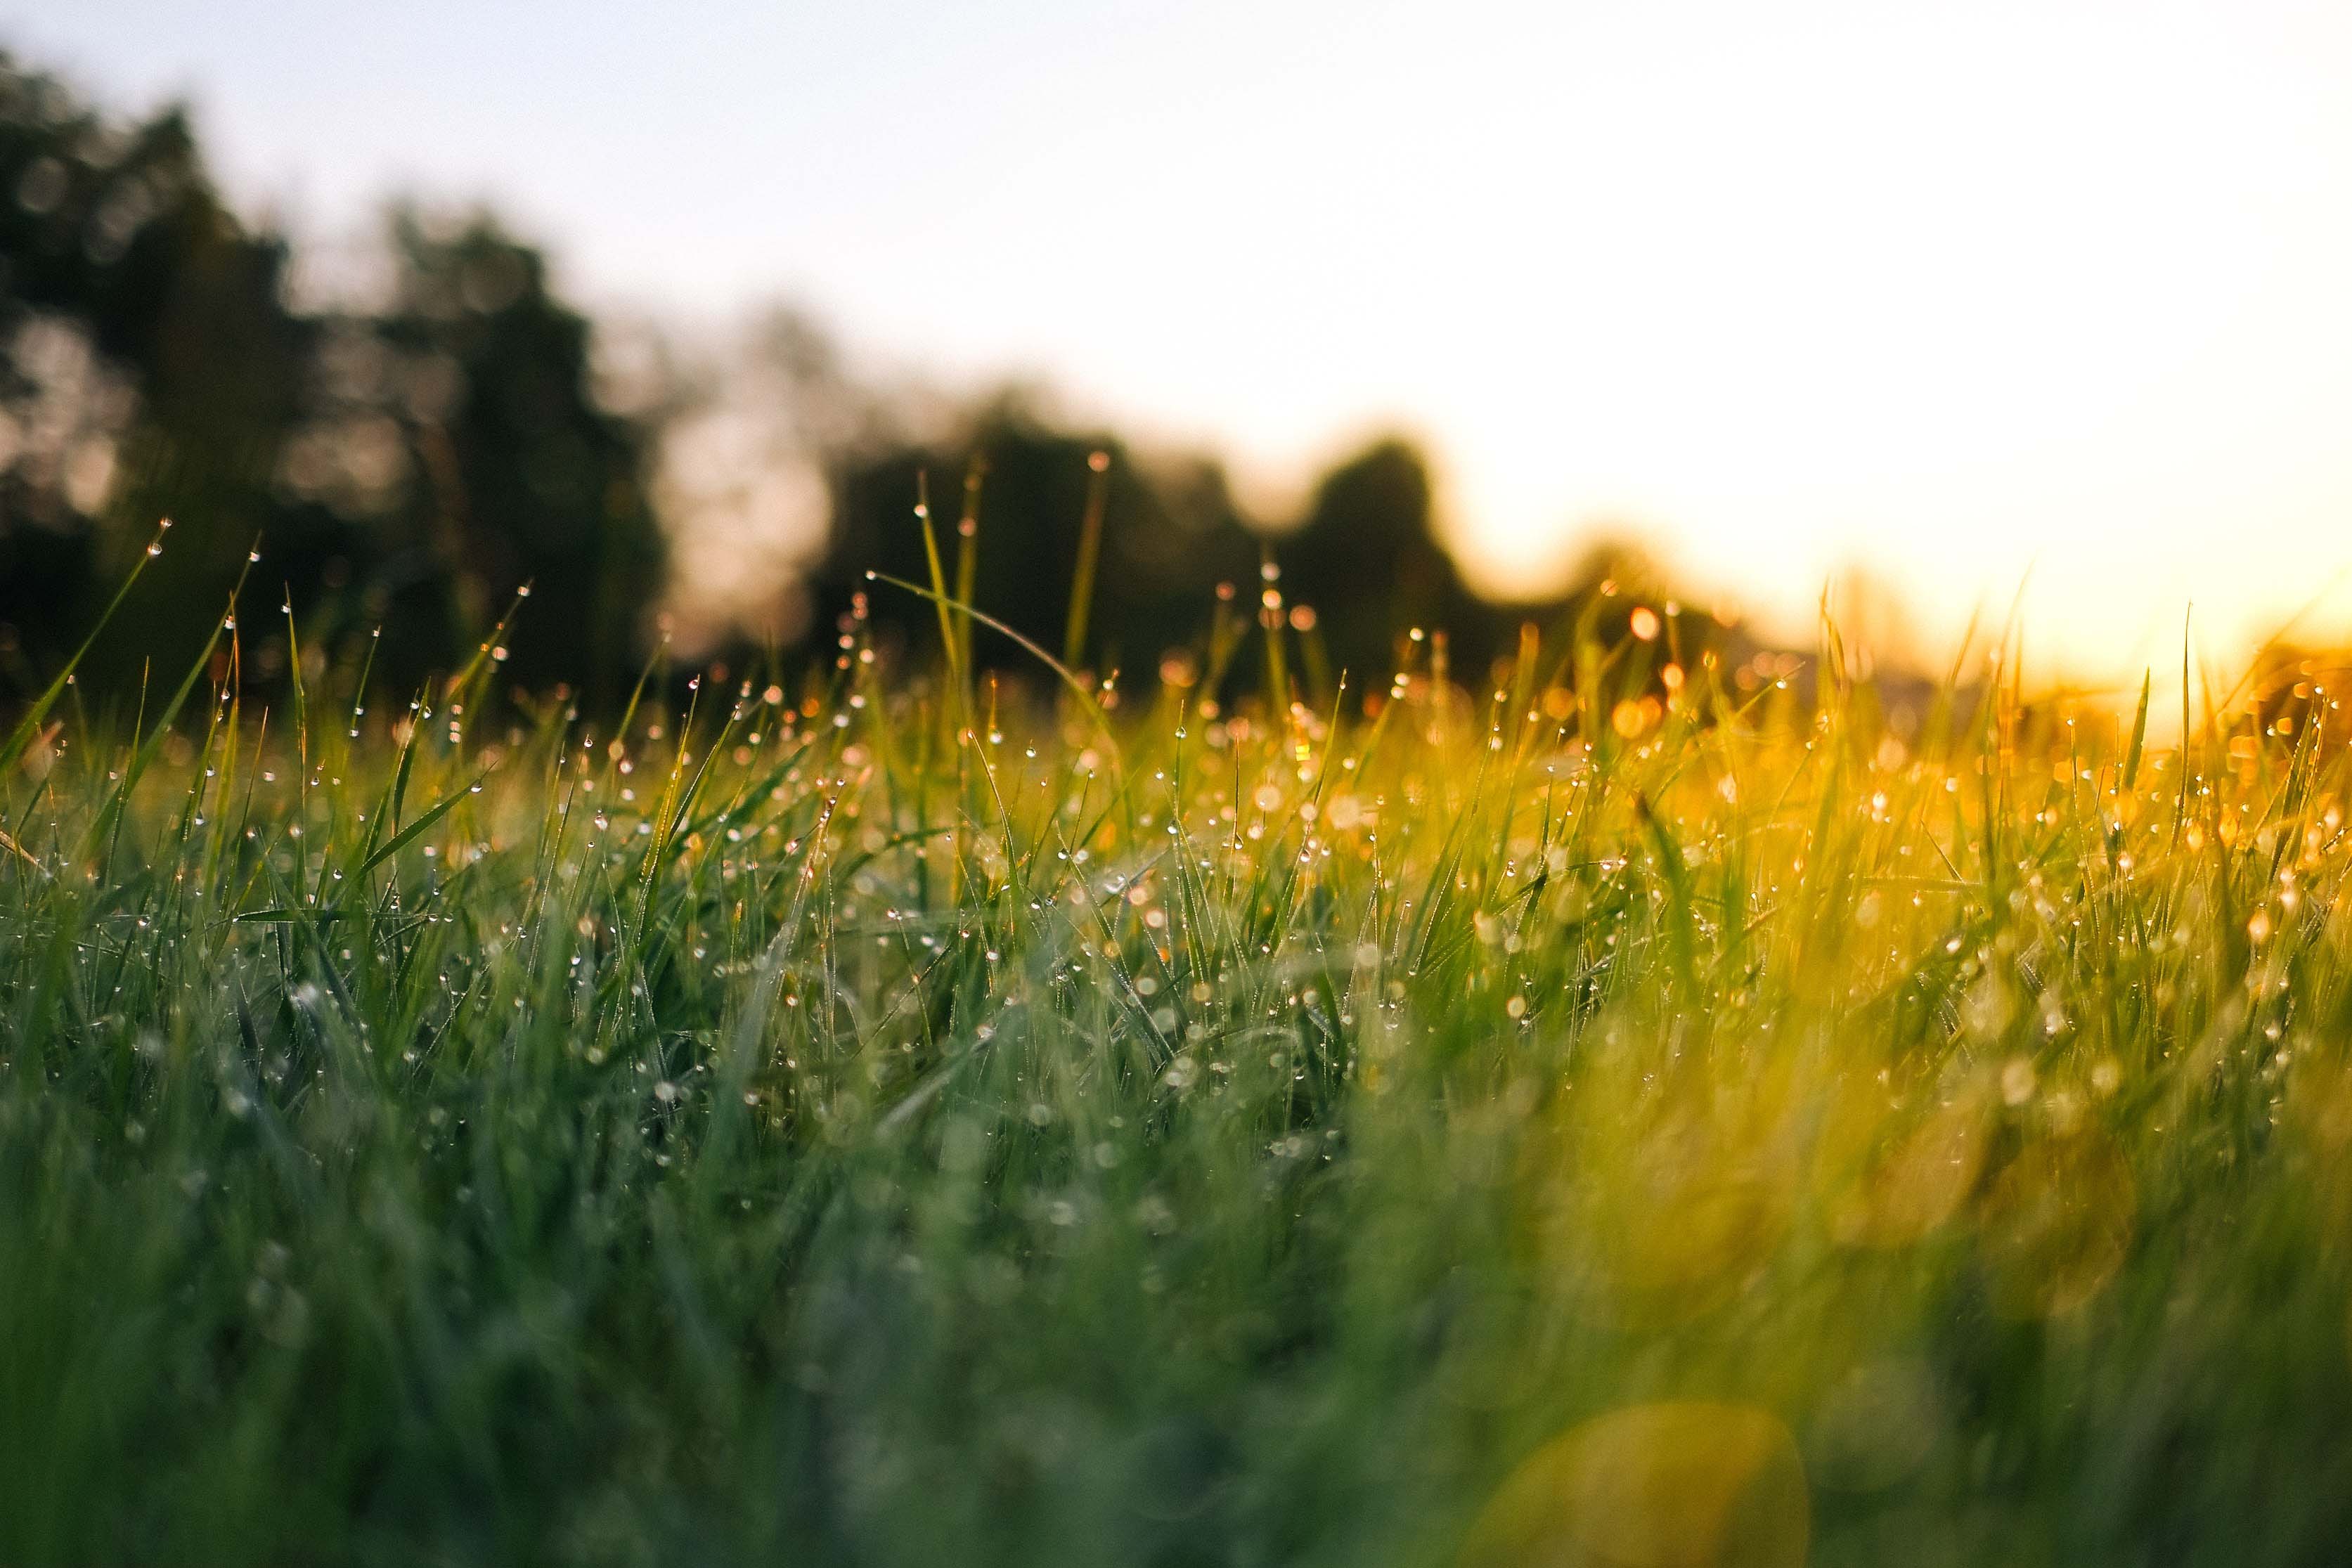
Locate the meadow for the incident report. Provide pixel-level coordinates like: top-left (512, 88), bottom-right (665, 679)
top-left (4, 532), bottom-right (2351, 1566)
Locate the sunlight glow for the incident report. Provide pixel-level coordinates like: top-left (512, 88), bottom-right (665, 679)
top-left (22, 0), bottom-right (2352, 682)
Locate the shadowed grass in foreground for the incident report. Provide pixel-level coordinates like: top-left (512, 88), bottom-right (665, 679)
top-left (4, 574), bottom-right (2352, 1566)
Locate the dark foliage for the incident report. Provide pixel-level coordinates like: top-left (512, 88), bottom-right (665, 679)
top-left (0, 54), bottom-right (664, 704)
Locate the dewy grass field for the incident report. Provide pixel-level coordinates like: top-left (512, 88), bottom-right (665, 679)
top-left (5, 529), bottom-right (2352, 1566)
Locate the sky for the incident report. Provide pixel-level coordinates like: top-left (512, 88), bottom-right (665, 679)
top-left (13, 0), bottom-right (2352, 687)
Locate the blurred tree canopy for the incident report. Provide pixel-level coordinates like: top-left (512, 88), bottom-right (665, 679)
top-left (0, 53), bottom-right (661, 705)
top-left (809, 409), bottom-right (1731, 704)
top-left (0, 54), bottom-right (311, 679)
top-left (2, 44), bottom-right (1741, 718)
top-left (808, 394), bottom-right (1262, 682)
top-left (1274, 436), bottom-right (1490, 682)
top-left (285, 209), bottom-right (662, 699)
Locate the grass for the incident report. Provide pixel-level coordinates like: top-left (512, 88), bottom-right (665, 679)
top-left (4, 544), bottom-right (2352, 1566)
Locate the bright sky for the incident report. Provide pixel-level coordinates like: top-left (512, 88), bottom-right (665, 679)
top-left (15, 0), bottom-right (2352, 686)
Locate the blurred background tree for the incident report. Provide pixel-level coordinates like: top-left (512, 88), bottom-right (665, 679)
top-left (808, 391), bottom-right (1261, 683)
top-left (1, 42), bottom-right (1756, 718)
top-left (1270, 436), bottom-right (1489, 683)
top-left (0, 52), bottom-right (663, 706)
top-left (0, 51), bottom-right (311, 691)
top-left (278, 208), bottom-right (664, 700)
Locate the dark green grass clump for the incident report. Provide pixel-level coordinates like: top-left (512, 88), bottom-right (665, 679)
top-left (6, 569), bottom-right (2352, 1565)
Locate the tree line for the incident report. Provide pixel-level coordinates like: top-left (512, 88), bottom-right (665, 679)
top-left (0, 49), bottom-right (1732, 717)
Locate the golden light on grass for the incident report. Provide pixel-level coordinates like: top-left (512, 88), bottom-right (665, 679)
top-left (1532, 1065), bottom-right (1803, 1325)
top-left (1459, 1403), bottom-right (1809, 1568)
top-left (15, 402), bottom-right (2352, 1553)
top-left (1818, 1077), bottom-right (1993, 1251)
top-left (1610, 697), bottom-right (1663, 740)
top-left (1978, 1130), bottom-right (2139, 1319)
